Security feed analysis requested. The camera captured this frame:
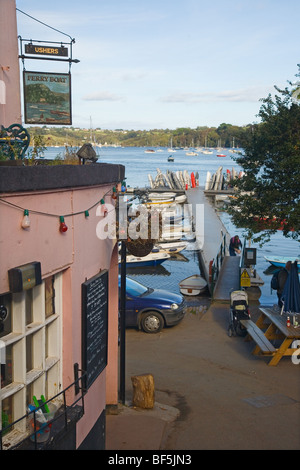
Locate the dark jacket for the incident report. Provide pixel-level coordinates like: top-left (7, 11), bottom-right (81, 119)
top-left (229, 237), bottom-right (242, 256)
top-left (277, 268), bottom-right (289, 294)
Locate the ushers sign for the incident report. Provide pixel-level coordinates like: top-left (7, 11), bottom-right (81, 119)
top-left (25, 43), bottom-right (68, 57)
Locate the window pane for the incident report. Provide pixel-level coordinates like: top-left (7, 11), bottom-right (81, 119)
top-left (0, 294), bottom-right (12, 338)
top-left (26, 335), bottom-right (33, 372)
top-left (25, 290), bottom-right (33, 325)
top-left (1, 344), bottom-right (12, 388)
top-left (45, 277), bottom-right (55, 318)
top-left (1, 396), bottom-right (13, 435)
top-left (26, 383), bottom-right (33, 409)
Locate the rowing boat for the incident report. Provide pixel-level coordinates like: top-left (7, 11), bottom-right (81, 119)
top-left (179, 274), bottom-right (207, 295)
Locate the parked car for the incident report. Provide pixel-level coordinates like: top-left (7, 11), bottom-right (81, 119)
top-left (118, 276), bottom-right (186, 333)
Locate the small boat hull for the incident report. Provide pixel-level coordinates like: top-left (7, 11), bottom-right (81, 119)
top-left (264, 256), bottom-right (300, 272)
top-left (179, 274), bottom-right (207, 295)
top-left (123, 252), bottom-right (170, 267)
top-left (155, 241), bottom-right (188, 254)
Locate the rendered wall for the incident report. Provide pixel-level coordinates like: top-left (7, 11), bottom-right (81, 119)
top-left (0, 0), bottom-right (22, 127)
top-left (0, 164), bottom-right (124, 449)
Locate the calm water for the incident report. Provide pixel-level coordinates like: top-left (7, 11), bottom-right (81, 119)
top-left (42, 145), bottom-right (300, 305)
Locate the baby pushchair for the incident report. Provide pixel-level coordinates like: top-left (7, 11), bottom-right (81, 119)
top-left (228, 290), bottom-right (250, 337)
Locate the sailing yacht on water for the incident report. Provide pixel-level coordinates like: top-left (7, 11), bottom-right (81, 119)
top-left (168, 137), bottom-right (176, 152)
top-left (201, 135), bottom-right (213, 154)
top-left (90, 117), bottom-right (101, 148)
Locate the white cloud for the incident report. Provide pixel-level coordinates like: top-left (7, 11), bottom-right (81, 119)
top-left (161, 86), bottom-right (272, 104)
top-left (82, 91), bottom-right (125, 102)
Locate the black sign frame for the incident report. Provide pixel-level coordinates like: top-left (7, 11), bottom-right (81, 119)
top-left (82, 270), bottom-right (108, 389)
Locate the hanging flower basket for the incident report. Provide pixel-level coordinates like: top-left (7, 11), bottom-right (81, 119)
top-left (118, 207), bottom-right (162, 257)
top-left (125, 239), bottom-right (154, 257)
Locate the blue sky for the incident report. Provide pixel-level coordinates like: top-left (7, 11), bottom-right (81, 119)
top-left (16, 0), bottom-right (300, 130)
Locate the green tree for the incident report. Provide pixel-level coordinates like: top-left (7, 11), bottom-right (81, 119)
top-left (28, 135), bottom-right (47, 160)
top-left (227, 68), bottom-right (300, 244)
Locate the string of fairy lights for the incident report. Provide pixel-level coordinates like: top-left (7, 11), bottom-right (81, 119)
top-left (0, 182), bottom-right (127, 233)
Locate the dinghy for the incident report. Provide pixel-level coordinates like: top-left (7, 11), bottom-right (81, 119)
top-left (264, 256), bottom-right (300, 272)
top-left (122, 251), bottom-right (170, 267)
top-left (153, 241), bottom-right (188, 254)
top-left (179, 274), bottom-right (207, 295)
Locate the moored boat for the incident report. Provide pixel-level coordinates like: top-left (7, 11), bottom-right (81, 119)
top-left (153, 241), bottom-right (188, 254)
top-left (174, 194), bottom-right (187, 204)
top-left (264, 256), bottom-right (300, 272)
top-left (122, 251), bottom-right (170, 267)
top-left (148, 192), bottom-right (176, 200)
top-left (179, 274), bottom-right (207, 295)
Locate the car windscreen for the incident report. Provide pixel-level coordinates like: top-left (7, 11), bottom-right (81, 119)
top-left (126, 278), bottom-right (148, 297)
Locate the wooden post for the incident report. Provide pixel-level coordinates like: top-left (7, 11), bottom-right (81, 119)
top-left (131, 374), bottom-right (155, 409)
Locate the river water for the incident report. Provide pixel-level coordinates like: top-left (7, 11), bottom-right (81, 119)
top-left (41, 145), bottom-right (299, 306)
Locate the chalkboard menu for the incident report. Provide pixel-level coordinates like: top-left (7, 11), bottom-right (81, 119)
top-left (82, 270), bottom-right (108, 389)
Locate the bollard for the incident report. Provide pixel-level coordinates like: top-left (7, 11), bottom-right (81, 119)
top-left (131, 374), bottom-right (155, 409)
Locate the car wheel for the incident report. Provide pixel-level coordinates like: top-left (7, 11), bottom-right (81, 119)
top-left (141, 311), bottom-right (164, 333)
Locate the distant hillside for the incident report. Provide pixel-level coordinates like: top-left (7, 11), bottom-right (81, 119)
top-left (25, 83), bottom-right (68, 105)
top-left (26, 123), bottom-right (250, 149)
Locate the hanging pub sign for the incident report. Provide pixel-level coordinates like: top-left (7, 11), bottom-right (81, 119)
top-left (25, 43), bottom-right (68, 57)
top-left (23, 71), bottom-right (72, 125)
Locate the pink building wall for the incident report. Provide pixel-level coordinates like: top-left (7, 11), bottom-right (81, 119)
top-left (0, 0), bottom-right (22, 127)
top-left (0, 180), bottom-right (120, 448)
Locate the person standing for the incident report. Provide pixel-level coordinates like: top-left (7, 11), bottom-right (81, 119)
top-left (276, 261), bottom-right (291, 307)
top-left (229, 235), bottom-right (242, 256)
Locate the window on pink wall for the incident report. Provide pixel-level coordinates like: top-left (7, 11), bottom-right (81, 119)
top-left (0, 272), bottom-right (63, 447)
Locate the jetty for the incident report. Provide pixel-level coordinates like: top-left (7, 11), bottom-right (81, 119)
top-left (186, 187), bottom-right (240, 301)
top-left (127, 167), bottom-right (262, 303)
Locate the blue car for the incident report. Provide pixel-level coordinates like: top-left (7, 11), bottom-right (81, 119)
top-left (119, 276), bottom-right (186, 333)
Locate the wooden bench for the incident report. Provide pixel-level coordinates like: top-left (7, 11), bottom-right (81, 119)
top-left (240, 319), bottom-right (277, 355)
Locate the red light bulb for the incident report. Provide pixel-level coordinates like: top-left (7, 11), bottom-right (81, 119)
top-left (100, 198), bottom-right (108, 217)
top-left (112, 186), bottom-right (117, 200)
top-left (59, 216), bottom-right (68, 233)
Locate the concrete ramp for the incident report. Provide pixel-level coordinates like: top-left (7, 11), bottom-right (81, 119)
top-left (213, 256), bottom-right (241, 302)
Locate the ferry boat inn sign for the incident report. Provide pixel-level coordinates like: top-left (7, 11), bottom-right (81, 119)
top-left (19, 35), bottom-right (79, 125)
top-left (23, 71), bottom-right (72, 125)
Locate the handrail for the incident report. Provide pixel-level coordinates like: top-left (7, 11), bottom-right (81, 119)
top-left (210, 231), bottom-right (227, 293)
top-left (240, 237), bottom-right (247, 268)
top-left (0, 366), bottom-right (86, 450)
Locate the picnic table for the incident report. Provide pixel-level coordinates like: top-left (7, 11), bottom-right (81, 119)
top-left (240, 307), bottom-right (300, 366)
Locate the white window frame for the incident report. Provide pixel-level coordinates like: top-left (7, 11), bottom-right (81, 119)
top-left (0, 272), bottom-right (63, 448)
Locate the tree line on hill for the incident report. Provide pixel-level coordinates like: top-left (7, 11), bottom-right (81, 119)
top-left (26, 122), bottom-right (249, 149)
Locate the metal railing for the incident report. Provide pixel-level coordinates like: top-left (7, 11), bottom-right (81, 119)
top-left (0, 365), bottom-right (86, 450)
top-left (210, 231), bottom-right (227, 293)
